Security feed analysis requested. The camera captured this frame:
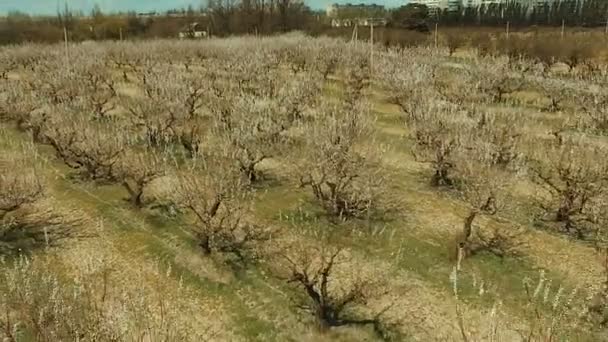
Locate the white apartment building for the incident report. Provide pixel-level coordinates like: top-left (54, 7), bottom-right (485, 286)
top-left (411, 0), bottom-right (461, 12)
top-left (411, 0), bottom-right (557, 12)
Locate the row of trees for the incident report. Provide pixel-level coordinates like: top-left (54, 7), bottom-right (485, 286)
top-left (0, 37), bottom-right (402, 338)
top-left (2, 34), bottom-right (608, 339)
top-left (432, 0), bottom-right (608, 27)
top-left (0, 0), bottom-right (316, 44)
top-left (2, 0), bottom-right (608, 45)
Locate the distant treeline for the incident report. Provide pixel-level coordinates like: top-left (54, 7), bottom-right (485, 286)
top-left (0, 0), bottom-right (607, 45)
top-left (0, 0), bottom-right (318, 44)
top-left (434, 0), bottom-right (608, 27)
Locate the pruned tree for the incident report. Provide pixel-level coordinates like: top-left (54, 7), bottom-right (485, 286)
top-left (536, 78), bottom-right (571, 113)
top-left (452, 143), bottom-right (520, 259)
top-left (476, 57), bottom-right (523, 103)
top-left (409, 103), bottom-right (471, 187)
top-left (0, 80), bottom-right (44, 140)
top-left (0, 46), bottom-right (45, 75)
top-left (113, 149), bottom-right (166, 208)
top-left (175, 72), bottom-right (212, 157)
top-left (528, 135), bottom-right (608, 239)
top-left (377, 55), bottom-right (434, 120)
top-left (0, 51), bottom-right (16, 80)
top-left (25, 62), bottom-right (80, 106)
top-left (0, 146), bottom-right (85, 254)
top-left (123, 66), bottom-right (210, 151)
top-left (434, 70), bottom-right (479, 107)
top-left (279, 244), bottom-right (393, 337)
top-left (297, 102), bottom-right (388, 221)
top-left (226, 51), bottom-right (281, 98)
top-left (173, 163), bottom-right (269, 262)
top-left (313, 47), bottom-right (340, 80)
top-left (212, 92), bottom-right (298, 183)
top-left (577, 91), bottom-right (608, 135)
top-left (276, 71), bottom-right (322, 123)
top-left (107, 47), bottom-right (148, 82)
top-left (42, 111), bottom-right (127, 182)
top-left (443, 31), bottom-right (467, 56)
top-left (342, 52), bottom-right (371, 105)
top-left (121, 78), bottom-right (182, 148)
top-left (0, 149), bottom-right (44, 222)
top-left (74, 62), bottom-right (117, 120)
top-left (472, 111), bottom-right (523, 169)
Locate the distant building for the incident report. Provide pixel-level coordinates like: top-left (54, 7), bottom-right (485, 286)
top-left (326, 3), bottom-right (385, 19)
top-left (464, 0), bottom-right (561, 8)
top-left (327, 3), bottom-right (386, 28)
top-left (331, 18), bottom-right (354, 27)
top-left (358, 18), bottom-right (388, 26)
top-left (330, 17), bottom-right (387, 27)
top-left (136, 11), bottom-right (159, 18)
top-left (412, 0), bottom-right (559, 13)
top-left (410, 0), bottom-right (461, 13)
top-left (179, 23), bottom-right (208, 39)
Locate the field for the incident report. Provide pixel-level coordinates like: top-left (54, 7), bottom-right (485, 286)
top-left (1, 33), bottom-right (608, 341)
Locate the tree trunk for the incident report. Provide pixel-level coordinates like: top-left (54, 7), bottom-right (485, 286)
top-left (241, 163), bottom-right (257, 182)
top-left (131, 190), bottom-right (144, 207)
top-left (432, 167), bottom-right (451, 186)
top-left (198, 233), bottom-right (212, 254)
top-left (556, 201), bottom-right (573, 222)
top-left (458, 210), bottom-right (478, 257)
top-left (123, 181), bottom-right (144, 208)
top-left (463, 211), bottom-right (477, 242)
top-left (314, 305), bottom-right (333, 332)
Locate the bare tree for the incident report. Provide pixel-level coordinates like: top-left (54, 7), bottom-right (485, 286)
top-left (1, 146), bottom-right (85, 254)
top-left (279, 244), bottom-right (393, 337)
top-left (0, 149), bottom-right (44, 222)
top-left (74, 62), bottom-right (117, 120)
top-left (434, 70), bottom-right (479, 107)
top-left (313, 47), bottom-right (340, 81)
top-left (175, 72), bottom-right (212, 157)
top-left (476, 57), bottom-right (523, 103)
top-left (211, 91), bottom-right (302, 182)
top-left (42, 111), bottom-right (127, 182)
top-left (297, 102), bottom-right (388, 221)
top-left (377, 55), bottom-right (435, 120)
top-left (443, 31), bottom-right (467, 56)
top-left (107, 46), bottom-right (149, 82)
top-left (123, 66), bottom-right (210, 150)
top-left (121, 85), bottom-right (181, 148)
top-left (0, 80), bottom-right (44, 138)
top-left (409, 103), bottom-right (471, 187)
top-left (452, 147), bottom-right (519, 259)
top-left (472, 111), bottom-right (523, 169)
top-left (173, 163), bottom-right (269, 262)
top-left (343, 53), bottom-right (371, 105)
top-left (577, 91), bottom-right (608, 135)
top-left (536, 78), bottom-right (570, 113)
top-left (113, 150), bottom-right (166, 208)
top-left (528, 135), bottom-right (608, 239)
top-left (25, 62), bottom-right (80, 106)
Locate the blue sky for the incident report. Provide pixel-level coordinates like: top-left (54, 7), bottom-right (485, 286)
top-left (0, 0), bottom-right (404, 15)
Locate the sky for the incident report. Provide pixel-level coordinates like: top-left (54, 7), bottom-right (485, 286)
top-left (0, 0), bottom-right (404, 15)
